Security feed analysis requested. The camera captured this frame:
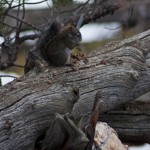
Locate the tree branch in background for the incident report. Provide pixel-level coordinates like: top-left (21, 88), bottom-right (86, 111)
top-left (0, 75), bottom-right (17, 78)
top-left (6, 14), bottom-right (41, 31)
top-left (63, 0), bottom-right (120, 27)
top-left (0, 0), bottom-right (120, 70)
top-left (0, 0), bottom-right (42, 70)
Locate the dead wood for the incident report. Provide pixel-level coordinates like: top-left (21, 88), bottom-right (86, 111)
top-left (0, 29), bottom-right (150, 149)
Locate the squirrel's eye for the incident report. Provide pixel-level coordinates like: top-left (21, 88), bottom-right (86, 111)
top-left (76, 33), bottom-right (80, 38)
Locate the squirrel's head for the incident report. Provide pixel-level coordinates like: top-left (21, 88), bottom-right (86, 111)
top-left (65, 25), bottom-right (82, 49)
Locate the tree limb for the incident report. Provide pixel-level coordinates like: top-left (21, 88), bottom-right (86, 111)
top-left (0, 29), bottom-right (150, 149)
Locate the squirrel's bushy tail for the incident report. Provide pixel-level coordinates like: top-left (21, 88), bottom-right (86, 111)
top-left (25, 20), bottom-right (62, 73)
top-left (38, 20), bottom-right (62, 50)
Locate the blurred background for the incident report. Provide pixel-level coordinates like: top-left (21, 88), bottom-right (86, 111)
top-left (0, 0), bottom-right (150, 149)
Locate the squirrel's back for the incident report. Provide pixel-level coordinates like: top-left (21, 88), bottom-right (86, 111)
top-left (38, 20), bottom-right (62, 50)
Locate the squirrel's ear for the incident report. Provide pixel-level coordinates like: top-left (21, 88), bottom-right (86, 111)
top-left (68, 26), bottom-right (74, 33)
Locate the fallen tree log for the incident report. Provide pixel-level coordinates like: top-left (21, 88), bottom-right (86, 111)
top-left (0, 29), bottom-right (150, 149)
top-left (101, 100), bottom-right (150, 143)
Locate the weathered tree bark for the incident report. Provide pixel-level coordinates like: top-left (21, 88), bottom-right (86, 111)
top-left (101, 100), bottom-right (150, 143)
top-left (0, 29), bottom-right (150, 149)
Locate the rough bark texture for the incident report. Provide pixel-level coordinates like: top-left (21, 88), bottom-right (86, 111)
top-left (101, 100), bottom-right (150, 143)
top-left (0, 29), bottom-right (150, 149)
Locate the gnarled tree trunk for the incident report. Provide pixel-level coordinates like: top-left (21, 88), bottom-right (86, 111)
top-left (0, 29), bottom-right (150, 149)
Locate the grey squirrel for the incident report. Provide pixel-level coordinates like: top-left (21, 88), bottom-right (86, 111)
top-left (24, 21), bottom-right (82, 73)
